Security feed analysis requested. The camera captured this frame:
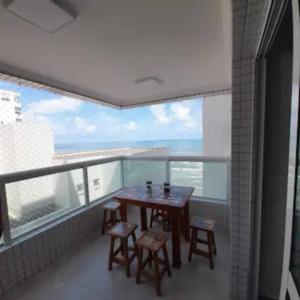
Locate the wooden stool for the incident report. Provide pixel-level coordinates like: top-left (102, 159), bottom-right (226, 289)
top-left (188, 216), bottom-right (217, 269)
top-left (101, 201), bottom-right (121, 234)
top-left (107, 222), bottom-right (138, 277)
top-left (150, 209), bottom-right (170, 231)
top-left (150, 209), bottom-right (187, 238)
top-left (136, 229), bottom-right (172, 296)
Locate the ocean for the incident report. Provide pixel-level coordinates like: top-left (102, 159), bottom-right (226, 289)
top-left (55, 139), bottom-right (203, 155)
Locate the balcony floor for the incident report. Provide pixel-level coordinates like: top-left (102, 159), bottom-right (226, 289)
top-left (4, 209), bottom-right (230, 300)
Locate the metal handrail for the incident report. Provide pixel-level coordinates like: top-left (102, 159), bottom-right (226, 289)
top-left (0, 156), bottom-right (123, 184)
top-left (0, 155), bottom-right (230, 184)
top-left (123, 155), bottom-right (230, 162)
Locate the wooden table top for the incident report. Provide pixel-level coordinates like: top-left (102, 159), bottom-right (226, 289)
top-left (114, 184), bottom-right (194, 208)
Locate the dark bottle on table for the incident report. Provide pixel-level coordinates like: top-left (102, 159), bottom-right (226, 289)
top-left (146, 180), bottom-right (152, 191)
top-left (164, 182), bottom-right (170, 194)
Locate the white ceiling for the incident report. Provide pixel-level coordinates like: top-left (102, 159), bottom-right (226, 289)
top-left (0, 0), bottom-right (231, 107)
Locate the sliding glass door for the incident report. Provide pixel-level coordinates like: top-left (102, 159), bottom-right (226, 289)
top-left (290, 138), bottom-right (300, 298)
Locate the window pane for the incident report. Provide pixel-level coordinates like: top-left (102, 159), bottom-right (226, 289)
top-left (87, 161), bottom-right (122, 202)
top-left (170, 161), bottom-right (228, 201)
top-left (124, 160), bottom-right (166, 186)
top-left (6, 169), bottom-right (85, 238)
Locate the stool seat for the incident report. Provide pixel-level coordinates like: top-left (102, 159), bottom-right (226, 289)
top-left (103, 201), bottom-right (121, 211)
top-left (190, 216), bottom-right (215, 231)
top-left (136, 229), bottom-right (169, 252)
top-left (107, 222), bottom-right (137, 238)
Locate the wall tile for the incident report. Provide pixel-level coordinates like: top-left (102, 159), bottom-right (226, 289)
top-left (231, 0), bottom-right (271, 298)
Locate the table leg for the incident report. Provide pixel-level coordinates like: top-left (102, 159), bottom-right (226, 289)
top-left (120, 202), bottom-right (127, 222)
top-left (171, 208), bottom-right (181, 269)
top-left (140, 207), bottom-right (148, 231)
top-left (183, 201), bottom-right (190, 242)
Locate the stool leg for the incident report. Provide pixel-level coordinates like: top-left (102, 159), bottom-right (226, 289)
top-left (212, 232), bottom-right (217, 255)
top-left (207, 232), bottom-right (214, 269)
top-left (180, 211), bottom-right (185, 236)
top-left (188, 228), bottom-right (196, 262)
top-left (117, 207), bottom-right (121, 222)
top-left (108, 236), bottom-right (115, 270)
top-left (132, 230), bottom-right (137, 243)
top-left (102, 210), bottom-right (107, 235)
top-left (163, 212), bottom-right (170, 231)
top-left (120, 237), bottom-right (125, 255)
top-left (113, 211), bottom-right (118, 225)
top-left (136, 247), bottom-right (143, 284)
top-left (166, 214), bottom-right (171, 231)
top-left (163, 217), bottom-right (167, 231)
top-left (148, 250), bottom-right (153, 268)
top-left (132, 231), bottom-right (138, 257)
top-left (123, 238), bottom-right (130, 277)
top-left (162, 245), bottom-right (172, 277)
top-left (150, 209), bottom-right (154, 228)
top-left (153, 252), bottom-right (161, 296)
top-left (110, 211), bottom-right (114, 226)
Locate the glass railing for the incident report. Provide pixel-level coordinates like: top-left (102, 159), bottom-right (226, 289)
top-left (87, 161), bottom-right (122, 202)
top-left (6, 169), bottom-right (85, 238)
top-left (123, 160), bottom-right (167, 186)
top-left (0, 155), bottom-right (230, 243)
top-left (170, 161), bottom-right (228, 200)
top-left (123, 157), bottom-right (229, 202)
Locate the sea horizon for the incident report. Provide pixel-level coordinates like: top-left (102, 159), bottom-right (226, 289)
top-left (55, 138), bottom-right (203, 155)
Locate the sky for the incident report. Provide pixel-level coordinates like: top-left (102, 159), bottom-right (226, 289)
top-left (0, 80), bottom-right (203, 143)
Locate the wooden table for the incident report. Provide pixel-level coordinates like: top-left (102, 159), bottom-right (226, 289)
top-left (113, 184), bottom-right (194, 268)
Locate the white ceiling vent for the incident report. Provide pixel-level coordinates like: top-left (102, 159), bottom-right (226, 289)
top-left (3, 0), bottom-right (76, 33)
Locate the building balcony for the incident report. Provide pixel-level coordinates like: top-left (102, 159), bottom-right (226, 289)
top-left (0, 155), bottom-right (230, 299)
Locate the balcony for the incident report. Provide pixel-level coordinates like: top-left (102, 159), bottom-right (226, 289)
top-left (0, 155), bottom-right (230, 299)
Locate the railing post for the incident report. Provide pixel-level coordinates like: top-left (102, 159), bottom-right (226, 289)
top-left (226, 160), bottom-right (231, 236)
top-left (83, 166), bottom-right (90, 206)
top-left (121, 159), bottom-right (125, 187)
top-left (226, 160), bottom-right (231, 204)
top-left (0, 182), bottom-right (12, 245)
top-left (166, 158), bottom-right (170, 183)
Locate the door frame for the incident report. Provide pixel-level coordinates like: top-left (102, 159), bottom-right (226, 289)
top-left (254, 0), bottom-right (300, 298)
top-left (280, 0), bottom-right (300, 298)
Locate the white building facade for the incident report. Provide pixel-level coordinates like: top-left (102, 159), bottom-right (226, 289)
top-left (0, 89), bottom-right (22, 124)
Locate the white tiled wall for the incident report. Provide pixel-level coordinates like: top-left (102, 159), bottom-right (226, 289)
top-left (0, 203), bottom-right (103, 297)
top-left (231, 0), bottom-right (271, 299)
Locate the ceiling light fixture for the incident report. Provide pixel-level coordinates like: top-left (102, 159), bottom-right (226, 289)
top-left (3, 0), bottom-right (77, 33)
top-left (135, 77), bottom-right (164, 86)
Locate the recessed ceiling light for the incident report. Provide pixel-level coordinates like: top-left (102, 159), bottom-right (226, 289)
top-left (3, 0), bottom-right (76, 33)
